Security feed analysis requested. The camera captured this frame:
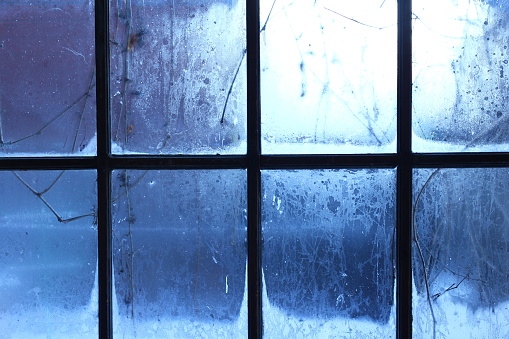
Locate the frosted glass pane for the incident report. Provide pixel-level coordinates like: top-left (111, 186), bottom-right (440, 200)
top-left (112, 170), bottom-right (247, 337)
top-left (0, 1), bottom-right (96, 156)
top-left (413, 1), bottom-right (509, 152)
top-left (413, 168), bottom-right (509, 338)
top-left (261, 1), bottom-right (397, 154)
top-left (262, 169), bottom-right (396, 337)
top-left (110, 1), bottom-right (246, 155)
top-left (0, 170), bottom-right (98, 337)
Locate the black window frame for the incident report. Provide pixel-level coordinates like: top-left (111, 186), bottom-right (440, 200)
top-left (1, 0), bottom-right (509, 338)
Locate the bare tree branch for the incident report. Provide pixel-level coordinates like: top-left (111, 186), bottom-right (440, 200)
top-left (12, 171), bottom-right (95, 224)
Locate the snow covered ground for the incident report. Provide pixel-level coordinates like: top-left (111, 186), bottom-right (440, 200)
top-left (1, 267), bottom-right (508, 338)
top-left (2, 0), bottom-right (509, 338)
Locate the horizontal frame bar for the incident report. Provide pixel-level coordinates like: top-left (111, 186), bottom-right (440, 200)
top-left (1, 152), bottom-right (509, 170)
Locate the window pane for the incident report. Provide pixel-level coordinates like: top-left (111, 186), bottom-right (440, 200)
top-left (0, 1), bottom-right (96, 156)
top-left (110, 1), bottom-right (246, 155)
top-left (0, 170), bottom-right (98, 337)
top-left (413, 168), bottom-right (509, 337)
top-left (260, 1), bottom-right (397, 154)
top-left (112, 170), bottom-right (247, 337)
top-left (413, 1), bottom-right (509, 152)
top-left (262, 169), bottom-right (396, 337)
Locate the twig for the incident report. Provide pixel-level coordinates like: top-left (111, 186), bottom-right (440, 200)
top-left (1, 89), bottom-right (93, 147)
top-left (220, 0), bottom-right (278, 124)
top-left (413, 168), bottom-right (441, 339)
top-left (463, 111), bottom-right (509, 149)
top-left (72, 71), bottom-right (96, 152)
top-left (125, 174), bottom-right (136, 320)
top-left (115, 170), bottom-right (137, 320)
top-left (194, 213), bottom-right (201, 315)
top-left (324, 7), bottom-right (394, 30)
top-left (12, 171), bottom-right (95, 224)
top-left (431, 275), bottom-right (468, 301)
top-left (260, 0), bottom-right (277, 33)
top-left (112, 0), bottom-right (133, 145)
top-left (40, 170), bottom-right (65, 195)
top-left (112, 170), bottom-right (148, 203)
top-left (220, 49), bottom-right (246, 124)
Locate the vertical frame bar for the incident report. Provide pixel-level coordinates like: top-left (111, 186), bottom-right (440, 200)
top-left (247, 165), bottom-right (261, 339)
top-left (97, 169), bottom-right (112, 339)
top-left (2, 0), bottom-right (506, 337)
top-left (95, 0), bottom-right (112, 337)
top-left (397, 164), bottom-right (412, 339)
top-left (246, 0), bottom-right (262, 336)
top-left (398, 1), bottom-right (412, 155)
top-left (397, 0), bottom-right (413, 338)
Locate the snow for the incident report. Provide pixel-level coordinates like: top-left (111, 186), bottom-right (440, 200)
top-left (413, 288), bottom-right (509, 339)
top-left (2, 0), bottom-right (509, 337)
top-left (260, 0), bottom-right (398, 153)
top-left (2, 263), bottom-right (508, 338)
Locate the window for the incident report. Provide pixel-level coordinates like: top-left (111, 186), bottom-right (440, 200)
top-left (1, 0), bottom-right (509, 338)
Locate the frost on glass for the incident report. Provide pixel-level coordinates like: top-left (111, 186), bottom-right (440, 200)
top-left (413, 168), bottom-right (509, 338)
top-left (111, 170), bottom-right (247, 337)
top-left (260, 0), bottom-right (397, 154)
top-left (110, 0), bottom-right (246, 155)
top-left (262, 170), bottom-right (396, 337)
top-left (0, 1), bottom-right (96, 156)
top-left (0, 171), bottom-right (97, 338)
top-left (413, 0), bottom-right (509, 152)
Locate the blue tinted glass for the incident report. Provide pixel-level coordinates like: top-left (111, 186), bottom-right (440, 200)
top-left (262, 169), bottom-right (396, 337)
top-left (112, 170), bottom-right (247, 337)
top-left (0, 170), bottom-right (97, 337)
top-left (413, 168), bottom-right (509, 337)
top-left (413, 0), bottom-right (509, 152)
top-left (110, 1), bottom-right (246, 155)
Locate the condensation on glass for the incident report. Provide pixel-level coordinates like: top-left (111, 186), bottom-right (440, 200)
top-left (412, 168), bottom-right (509, 338)
top-left (260, 0), bottom-right (397, 154)
top-left (261, 169), bottom-right (396, 337)
top-left (109, 0), bottom-right (246, 155)
top-left (111, 170), bottom-right (247, 337)
top-left (413, 0), bottom-right (509, 152)
top-left (0, 170), bottom-right (98, 337)
top-left (0, 1), bottom-right (96, 156)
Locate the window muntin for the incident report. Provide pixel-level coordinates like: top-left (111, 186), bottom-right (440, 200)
top-left (0, 0), bottom-right (508, 338)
